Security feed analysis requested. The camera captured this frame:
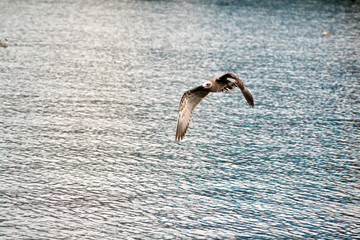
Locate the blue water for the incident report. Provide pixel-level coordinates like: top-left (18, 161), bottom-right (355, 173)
top-left (0, 0), bottom-right (359, 239)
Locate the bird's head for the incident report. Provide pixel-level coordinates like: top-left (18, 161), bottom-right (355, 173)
top-left (202, 81), bottom-right (212, 89)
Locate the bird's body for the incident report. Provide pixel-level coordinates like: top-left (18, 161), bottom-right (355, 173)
top-left (175, 72), bottom-right (254, 141)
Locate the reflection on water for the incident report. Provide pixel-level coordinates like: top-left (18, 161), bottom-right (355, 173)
top-left (0, 0), bottom-right (359, 239)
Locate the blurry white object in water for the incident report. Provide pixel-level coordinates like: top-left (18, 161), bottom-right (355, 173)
top-left (176, 72), bottom-right (254, 141)
top-left (1, 38), bottom-right (8, 48)
top-left (322, 30), bottom-right (330, 37)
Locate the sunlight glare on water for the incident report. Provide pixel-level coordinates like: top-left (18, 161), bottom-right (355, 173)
top-left (0, 0), bottom-right (359, 239)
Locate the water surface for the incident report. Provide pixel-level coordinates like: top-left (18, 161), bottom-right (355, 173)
top-left (0, 0), bottom-right (359, 239)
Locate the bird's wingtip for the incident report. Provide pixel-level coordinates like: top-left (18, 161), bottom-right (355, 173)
top-left (241, 88), bottom-right (254, 107)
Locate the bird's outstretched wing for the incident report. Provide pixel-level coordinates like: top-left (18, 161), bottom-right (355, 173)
top-left (218, 72), bottom-right (254, 107)
top-left (176, 86), bottom-right (210, 141)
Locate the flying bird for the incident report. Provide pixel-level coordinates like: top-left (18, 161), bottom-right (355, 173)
top-left (175, 72), bottom-right (254, 141)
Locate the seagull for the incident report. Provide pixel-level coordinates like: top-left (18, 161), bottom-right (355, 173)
top-left (1, 38), bottom-right (8, 48)
top-left (175, 72), bottom-right (254, 141)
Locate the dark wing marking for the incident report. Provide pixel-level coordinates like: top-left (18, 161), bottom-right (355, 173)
top-left (219, 72), bottom-right (254, 107)
top-left (175, 86), bottom-right (210, 141)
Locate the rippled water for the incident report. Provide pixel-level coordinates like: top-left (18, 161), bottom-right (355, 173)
top-left (1, 0), bottom-right (359, 239)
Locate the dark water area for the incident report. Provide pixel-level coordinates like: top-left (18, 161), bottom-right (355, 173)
top-left (0, 0), bottom-right (359, 239)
